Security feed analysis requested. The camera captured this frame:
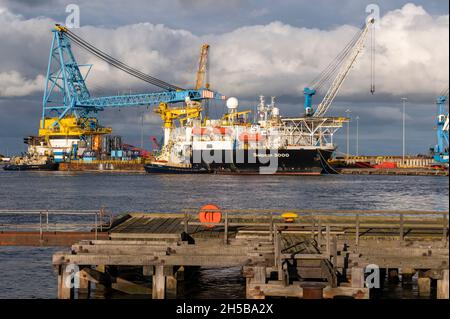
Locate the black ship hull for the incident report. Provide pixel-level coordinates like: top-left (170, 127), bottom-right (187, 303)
top-left (146, 148), bottom-right (333, 175)
top-left (144, 163), bottom-right (210, 174)
top-left (3, 163), bottom-right (59, 171)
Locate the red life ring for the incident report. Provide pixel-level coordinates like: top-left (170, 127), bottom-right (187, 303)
top-left (198, 204), bottom-right (222, 228)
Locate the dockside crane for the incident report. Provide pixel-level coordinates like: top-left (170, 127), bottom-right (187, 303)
top-left (433, 88), bottom-right (449, 164)
top-left (41, 25), bottom-right (225, 144)
top-left (195, 44), bottom-right (210, 91)
top-left (303, 17), bottom-right (375, 117)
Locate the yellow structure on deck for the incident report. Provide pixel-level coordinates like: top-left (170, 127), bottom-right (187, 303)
top-left (38, 116), bottom-right (112, 138)
top-left (154, 103), bottom-right (202, 129)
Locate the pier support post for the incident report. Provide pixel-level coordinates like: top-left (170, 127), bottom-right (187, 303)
top-left (152, 265), bottom-right (165, 299)
top-left (94, 265), bottom-right (111, 294)
top-left (57, 265), bottom-right (73, 299)
top-left (437, 269), bottom-right (449, 299)
top-left (388, 268), bottom-right (399, 284)
top-left (418, 278), bottom-right (431, 297)
top-left (78, 267), bottom-right (91, 298)
top-left (245, 266), bottom-right (266, 299)
top-left (401, 267), bottom-right (415, 287)
top-left (143, 265), bottom-right (154, 278)
top-left (418, 272), bottom-right (431, 297)
top-left (351, 267), bottom-right (365, 288)
top-left (165, 267), bottom-right (177, 299)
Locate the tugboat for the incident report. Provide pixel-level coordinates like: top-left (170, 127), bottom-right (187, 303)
top-left (3, 153), bottom-right (59, 171)
top-left (3, 162), bottom-right (59, 171)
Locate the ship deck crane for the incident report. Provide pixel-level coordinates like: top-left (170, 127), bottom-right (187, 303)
top-left (303, 17), bottom-right (375, 117)
top-left (41, 25), bottom-right (225, 140)
top-left (433, 88), bottom-right (449, 164)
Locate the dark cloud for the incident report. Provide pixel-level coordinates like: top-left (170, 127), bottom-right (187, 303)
top-left (1, 0), bottom-right (448, 33)
top-left (0, 1), bottom-right (448, 156)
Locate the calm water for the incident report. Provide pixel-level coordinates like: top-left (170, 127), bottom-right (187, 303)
top-left (0, 171), bottom-right (448, 298)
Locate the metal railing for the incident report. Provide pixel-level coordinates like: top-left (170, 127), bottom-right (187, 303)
top-left (164, 208), bottom-right (450, 246)
top-left (0, 209), bottom-right (112, 240)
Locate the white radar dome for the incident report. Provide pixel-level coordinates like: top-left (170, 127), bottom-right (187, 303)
top-left (272, 107), bottom-right (279, 117)
top-left (226, 97), bottom-right (239, 109)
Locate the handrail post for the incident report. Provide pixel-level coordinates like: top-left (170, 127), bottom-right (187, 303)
top-left (326, 224), bottom-right (331, 257)
top-left (355, 213), bottom-right (360, 247)
top-left (443, 213), bottom-right (448, 247)
top-left (274, 225), bottom-right (284, 284)
top-left (184, 212), bottom-right (188, 234)
top-left (94, 212), bottom-right (98, 240)
top-left (399, 213), bottom-right (404, 242)
top-left (317, 217), bottom-right (322, 246)
top-left (332, 235), bottom-right (338, 272)
top-left (269, 212), bottom-right (274, 242)
top-left (224, 212), bottom-right (228, 245)
top-left (99, 207), bottom-right (104, 232)
top-left (46, 210), bottom-right (49, 231)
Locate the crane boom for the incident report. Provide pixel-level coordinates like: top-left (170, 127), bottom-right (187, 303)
top-left (195, 44), bottom-right (210, 90)
top-left (304, 18), bottom-right (375, 117)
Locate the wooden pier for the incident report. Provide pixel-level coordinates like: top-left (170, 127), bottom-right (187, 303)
top-left (51, 209), bottom-right (449, 299)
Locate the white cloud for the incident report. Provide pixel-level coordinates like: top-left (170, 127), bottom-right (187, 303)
top-left (0, 71), bottom-right (44, 97)
top-left (0, 3), bottom-right (448, 104)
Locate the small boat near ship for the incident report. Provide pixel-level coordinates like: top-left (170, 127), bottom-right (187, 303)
top-left (3, 152), bottom-right (59, 171)
top-left (3, 162), bottom-right (59, 171)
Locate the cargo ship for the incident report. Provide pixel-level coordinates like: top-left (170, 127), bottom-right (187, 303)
top-left (145, 96), bottom-right (345, 175)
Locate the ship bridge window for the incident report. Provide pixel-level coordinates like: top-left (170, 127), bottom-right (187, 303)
top-left (207, 144), bottom-right (213, 148)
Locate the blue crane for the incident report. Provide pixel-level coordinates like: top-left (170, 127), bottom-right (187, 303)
top-left (41, 24), bottom-right (225, 128)
top-left (433, 91), bottom-right (449, 164)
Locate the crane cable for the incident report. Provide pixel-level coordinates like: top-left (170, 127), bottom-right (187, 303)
top-left (63, 29), bottom-right (183, 91)
top-left (370, 21), bottom-right (375, 95)
top-left (308, 24), bottom-right (365, 93)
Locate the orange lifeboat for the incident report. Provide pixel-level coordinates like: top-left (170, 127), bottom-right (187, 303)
top-left (212, 127), bottom-right (232, 135)
top-left (239, 132), bottom-right (265, 142)
top-left (192, 127), bottom-right (210, 135)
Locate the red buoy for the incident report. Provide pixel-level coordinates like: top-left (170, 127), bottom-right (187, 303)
top-left (198, 204), bottom-right (222, 228)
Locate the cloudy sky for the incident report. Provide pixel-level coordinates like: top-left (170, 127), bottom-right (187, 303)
top-left (0, 0), bottom-right (448, 155)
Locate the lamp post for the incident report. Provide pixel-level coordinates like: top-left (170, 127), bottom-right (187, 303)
top-left (401, 97), bottom-right (407, 164)
top-left (140, 111), bottom-right (144, 150)
top-left (355, 115), bottom-right (360, 156)
top-left (345, 108), bottom-right (352, 159)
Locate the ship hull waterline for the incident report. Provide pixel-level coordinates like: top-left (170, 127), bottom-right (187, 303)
top-left (145, 149), bottom-right (334, 175)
